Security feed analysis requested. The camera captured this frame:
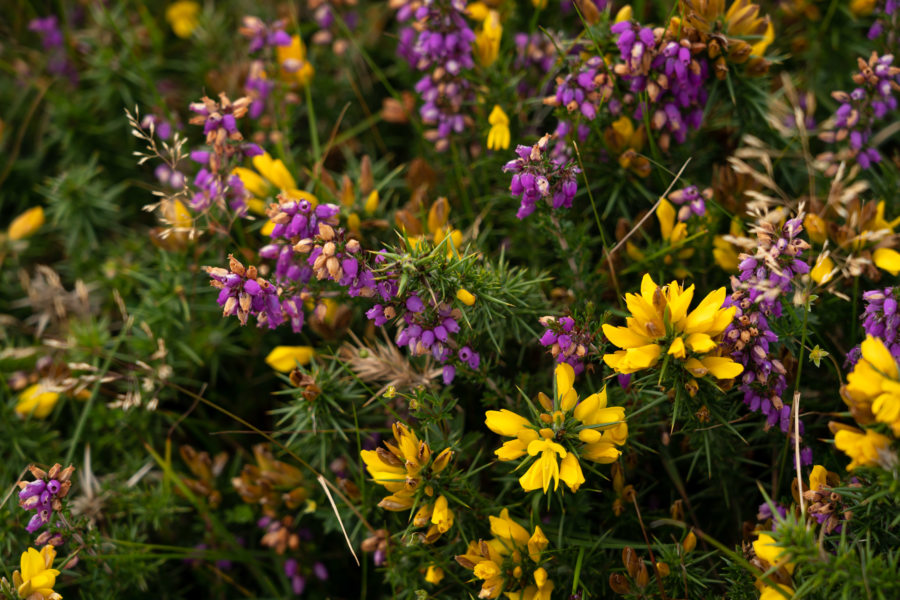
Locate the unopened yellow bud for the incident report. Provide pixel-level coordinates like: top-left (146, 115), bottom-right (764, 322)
top-left (8, 207), bottom-right (45, 240)
top-left (265, 346), bottom-right (315, 372)
top-left (456, 288), bottom-right (476, 306)
top-left (364, 190), bottom-right (379, 215)
top-left (614, 5), bottom-right (633, 23)
top-left (682, 530), bottom-right (697, 553)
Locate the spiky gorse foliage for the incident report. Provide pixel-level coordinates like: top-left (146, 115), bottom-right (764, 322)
top-left (6, 0), bottom-right (900, 598)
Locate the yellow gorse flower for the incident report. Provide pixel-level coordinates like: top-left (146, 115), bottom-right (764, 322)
top-left (842, 336), bottom-right (900, 436)
top-left (360, 422), bottom-right (454, 543)
top-left (15, 383), bottom-right (61, 419)
top-left (712, 218), bottom-right (743, 272)
top-left (833, 425), bottom-right (892, 470)
top-left (165, 1), bottom-right (201, 39)
top-left (455, 508), bottom-right (552, 600)
top-left (475, 10), bottom-right (502, 67)
top-left (485, 363), bottom-right (627, 494)
top-left (276, 35), bottom-right (315, 87)
top-left (408, 197), bottom-right (464, 259)
top-left (8, 207), bottom-right (46, 240)
top-left (626, 200), bottom-right (695, 279)
top-left (233, 152), bottom-right (317, 223)
top-left (424, 565), bottom-right (444, 584)
top-left (751, 533), bottom-right (794, 599)
top-left (486, 105), bottom-right (510, 151)
top-left (265, 346), bottom-right (315, 372)
top-left (603, 274), bottom-right (742, 379)
top-left (12, 545), bottom-right (61, 600)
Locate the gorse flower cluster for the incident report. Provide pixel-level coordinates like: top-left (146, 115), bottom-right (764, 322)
top-left (5, 0), bottom-right (900, 599)
top-left (486, 363), bottom-right (627, 493)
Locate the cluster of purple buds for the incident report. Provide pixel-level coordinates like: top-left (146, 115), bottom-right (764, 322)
top-left (190, 169), bottom-right (249, 213)
top-left (552, 56), bottom-right (610, 121)
top-left (369, 292), bottom-right (478, 384)
top-left (757, 501), bottom-right (788, 531)
top-left (239, 16), bottom-right (293, 53)
top-left (734, 218), bottom-right (810, 314)
top-left (294, 223), bottom-right (386, 299)
top-left (155, 164), bottom-right (186, 189)
top-left (246, 61), bottom-right (276, 120)
top-left (284, 558), bottom-right (329, 595)
top-left (206, 255), bottom-right (285, 329)
top-left (189, 94), bottom-right (257, 156)
top-left (186, 93), bottom-right (263, 217)
top-left (610, 20), bottom-right (710, 150)
top-left (849, 287), bottom-right (900, 365)
top-left (667, 185), bottom-right (711, 221)
top-left (18, 463), bottom-right (75, 543)
top-left (820, 53), bottom-right (900, 169)
top-left (309, 0), bottom-right (359, 53)
top-left (867, 0), bottom-right (898, 42)
top-left (503, 134), bottom-right (580, 219)
top-left (723, 217), bottom-right (812, 462)
top-left (28, 15), bottom-right (78, 83)
top-left (396, 0), bottom-right (475, 151)
top-left (538, 315), bottom-right (592, 374)
top-left (513, 32), bottom-right (558, 95)
top-left (260, 198), bottom-right (341, 284)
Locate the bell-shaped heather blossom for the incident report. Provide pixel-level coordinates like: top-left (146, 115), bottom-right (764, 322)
top-left (867, 0), bottom-right (898, 41)
top-left (538, 315), bottom-right (592, 374)
top-left (848, 287), bottom-right (900, 365)
top-left (29, 15), bottom-right (78, 83)
top-left (18, 464), bottom-right (75, 541)
top-left (821, 52), bottom-right (900, 169)
top-left (246, 61), bottom-right (275, 120)
top-left (513, 32), bottom-right (558, 95)
top-left (394, 0), bottom-right (475, 151)
top-left (554, 57), bottom-right (606, 120)
top-left (610, 20), bottom-right (710, 149)
top-left (503, 134), bottom-right (580, 219)
top-left (239, 16), bottom-right (293, 53)
top-left (206, 255), bottom-right (284, 329)
top-left (667, 185), bottom-right (711, 221)
top-left (723, 216), bottom-right (812, 462)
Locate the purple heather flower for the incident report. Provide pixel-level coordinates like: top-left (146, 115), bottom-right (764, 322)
top-left (503, 134), bottom-right (580, 219)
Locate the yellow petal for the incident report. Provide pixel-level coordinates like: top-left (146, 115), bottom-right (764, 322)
top-left (485, 409), bottom-right (531, 437)
top-left (602, 324), bottom-right (650, 349)
top-left (685, 332), bottom-right (717, 354)
top-left (527, 526), bottom-right (549, 562)
top-left (424, 565), bottom-right (444, 584)
top-left (555, 363), bottom-right (575, 400)
top-left (252, 152), bottom-right (297, 191)
top-left (495, 438), bottom-right (528, 461)
top-left (559, 453), bottom-right (585, 492)
top-left (668, 336), bottom-right (686, 359)
top-left (8, 207), bottom-right (45, 240)
top-left (489, 509), bottom-right (530, 546)
top-left (456, 288), bottom-right (476, 306)
top-left (15, 383), bottom-right (60, 419)
top-left (700, 356), bottom-right (743, 379)
top-left (232, 167), bottom-right (270, 199)
top-left (574, 388), bottom-right (608, 422)
top-left (666, 284), bottom-right (695, 323)
top-left (861, 336), bottom-right (899, 379)
top-left (265, 346), bottom-right (315, 372)
top-left (657, 199), bottom-right (676, 241)
top-left (874, 247), bottom-right (900, 276)
top-left (681, 287), bottom-right (727, 334)
top-left (614, 5), bottom-right (633, 23)
top-left (810, 255), bottom-right (835, 284)
top-left (808, 465), bottom-right (828, 492)
top-left (581, 442), bottom-right (621, 463)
